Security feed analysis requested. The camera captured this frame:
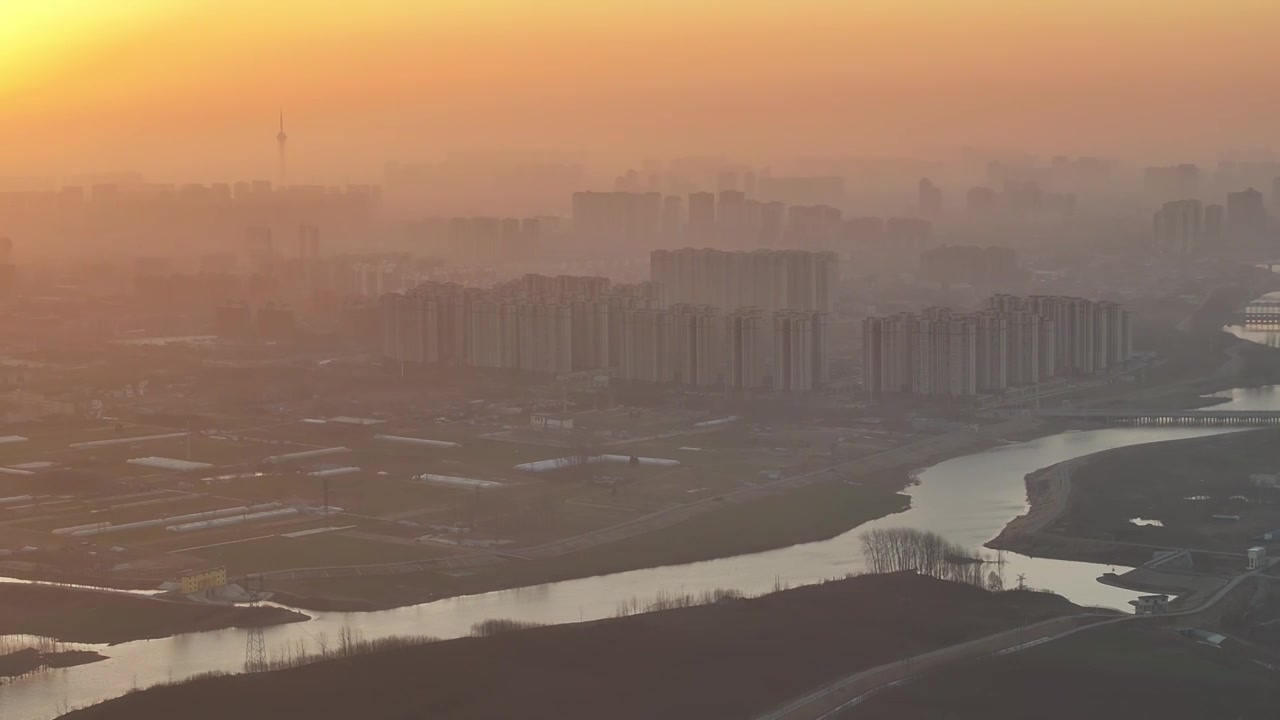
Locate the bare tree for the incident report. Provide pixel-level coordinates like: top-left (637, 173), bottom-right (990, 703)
top-left (860, 527), bottom-right (993, 588)
top-left (986, 570), bottom-right (1004, 592)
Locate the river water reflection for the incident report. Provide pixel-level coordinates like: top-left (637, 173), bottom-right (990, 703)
top-left (3, 386), bottom-right (1278, 718)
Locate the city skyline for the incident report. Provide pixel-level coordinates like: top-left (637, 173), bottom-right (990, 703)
top-left (7, 5), bottom-right (1280, 720)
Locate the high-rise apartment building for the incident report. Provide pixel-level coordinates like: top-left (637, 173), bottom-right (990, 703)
top-left (786, 204), bottom-right (843, 250)
top-left (974, 312), bottom-right (1008, 393)
top-left (716, 190), bottom-right (747, 247)
top-left (773, 310), bottom-right (830, 392)
top-left (298, 224), bottom-right (320, 258)
top-left (661, 195), bottom-right (684, 240)
top-left (1203, 203), bottom-right (1225, 249)
top-left (650, 248), bottom-right (836, 315)
top-left (1153, 199), bottom-right (1204, 256)
top-left (966, 186), bottom-right (996, 213)
top-left (726, 308), bottom-right (769, 390)
top-left (572, 191), bottom-right (662, 246)
top-left (864, 294), bottom-right (1129, 398)
top-left (1143, 164), bottom-right (1201, 199)
top-left (382, 266), bottom-right (829, 392)
top-left (669, 304), bottom-right (725, 386)
top-left (1227, 187), bottom-right (1267, 248)
top-left (1007, 311), bottom-right (1041, 386)
top-left (246, 225), bottom-right (274, 265)
top-left (919, 245), bottom-right (1022, 286)
top-left (619, 308), bottom-right (677, 384)
top-left (918, 178), bottom-right (943, 216)
top-left (687, 192), bottom-right (717, 242)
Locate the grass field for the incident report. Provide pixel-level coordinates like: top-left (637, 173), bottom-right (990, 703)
top-left (270, 471), bottom-right (912, 608)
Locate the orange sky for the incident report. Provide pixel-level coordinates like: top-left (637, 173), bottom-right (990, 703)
top-left (3, 1), bottom-right (1280, 181)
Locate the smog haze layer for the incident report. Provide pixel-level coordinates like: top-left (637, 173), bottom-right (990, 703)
top-left (4, 0), bottom-right (1280, 181)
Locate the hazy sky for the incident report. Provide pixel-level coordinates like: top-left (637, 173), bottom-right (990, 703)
top-left (3, 1), bottom-right (1280, 181)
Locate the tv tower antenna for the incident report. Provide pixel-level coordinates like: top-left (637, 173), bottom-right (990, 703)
top-left (276, 111), bottom-right (288, 186)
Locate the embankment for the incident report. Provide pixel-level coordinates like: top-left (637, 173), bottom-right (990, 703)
top-left (987, 449), bottom-right (1146, 565)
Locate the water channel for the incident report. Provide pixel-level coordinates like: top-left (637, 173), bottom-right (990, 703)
top-left (4, 386), bottom-right (1280, 718)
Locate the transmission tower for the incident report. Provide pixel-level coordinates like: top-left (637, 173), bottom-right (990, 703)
top-left (245, 627), bottom-right (267, 672)
top-left (1016, 573), bottom-right (1027, 591)
top-left (242, 573), bottom-right (268, 672)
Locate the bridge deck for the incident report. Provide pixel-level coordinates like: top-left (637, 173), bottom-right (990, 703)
top-left (1034, 409), bottom-right (1280, 426)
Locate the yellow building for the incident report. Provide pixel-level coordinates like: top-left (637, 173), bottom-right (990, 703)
top-left (178, 566), bottom-right (227, 594)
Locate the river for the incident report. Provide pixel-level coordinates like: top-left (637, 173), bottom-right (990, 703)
top-left (3, 386), bottom-right (1279, 718)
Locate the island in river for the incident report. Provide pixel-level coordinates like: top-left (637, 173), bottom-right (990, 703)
top-left (0, 584), bottom-right (307, 645)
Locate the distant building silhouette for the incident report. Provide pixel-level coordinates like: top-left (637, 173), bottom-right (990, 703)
top-left (1152, 199), bottom-right (1204, 256)
top-left (1226, 187), bottom-right (1267, 249)
top-left (1203, 203), bottom-right (1225, 248)
top-left (966, 186), bottom-right (996, 214)
top-left (918, 178), bottom-right (942, 216)
top-left (1144, 164), bottom-right (1200, 200)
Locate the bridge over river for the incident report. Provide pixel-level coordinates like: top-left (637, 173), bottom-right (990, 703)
top-left (1028, 408), bottom-right (1280, 426)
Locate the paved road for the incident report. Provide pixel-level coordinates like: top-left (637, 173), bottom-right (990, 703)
top-left (754, 614), bottom-right (1115, 720)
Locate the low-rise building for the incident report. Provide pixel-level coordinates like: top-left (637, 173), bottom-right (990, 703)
top-left (1130, 594), bottom-right (1170, 615)
top-left (1248, 546), bottom-right (1267, 570)
top-left (531, 412), bottom-right (575, 432)
top-left (178, 566), bottom-right (227, 594)
top-left (1250, 473), bottom-right (1280, 489)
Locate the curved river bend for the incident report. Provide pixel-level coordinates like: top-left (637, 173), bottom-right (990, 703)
top-left (4, 386), bottom-right (1279, 719)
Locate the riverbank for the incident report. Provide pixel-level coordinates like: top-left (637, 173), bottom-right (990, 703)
top-left (989, 427), bottom-right (1280, 565)
top-left (987, 448), bottom-right (1149, 566)
top-left (262, 418), bottom-right (1046, 610)
top-left (0, 584), bottom-right (308, 644)
top-left (1, 648), bottom-right (105, 679)
top-left (58, 572), bottom-right (1086, 720)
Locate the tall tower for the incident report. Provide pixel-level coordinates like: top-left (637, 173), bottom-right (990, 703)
top-left (276, 111), bottom-right (288, 186)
